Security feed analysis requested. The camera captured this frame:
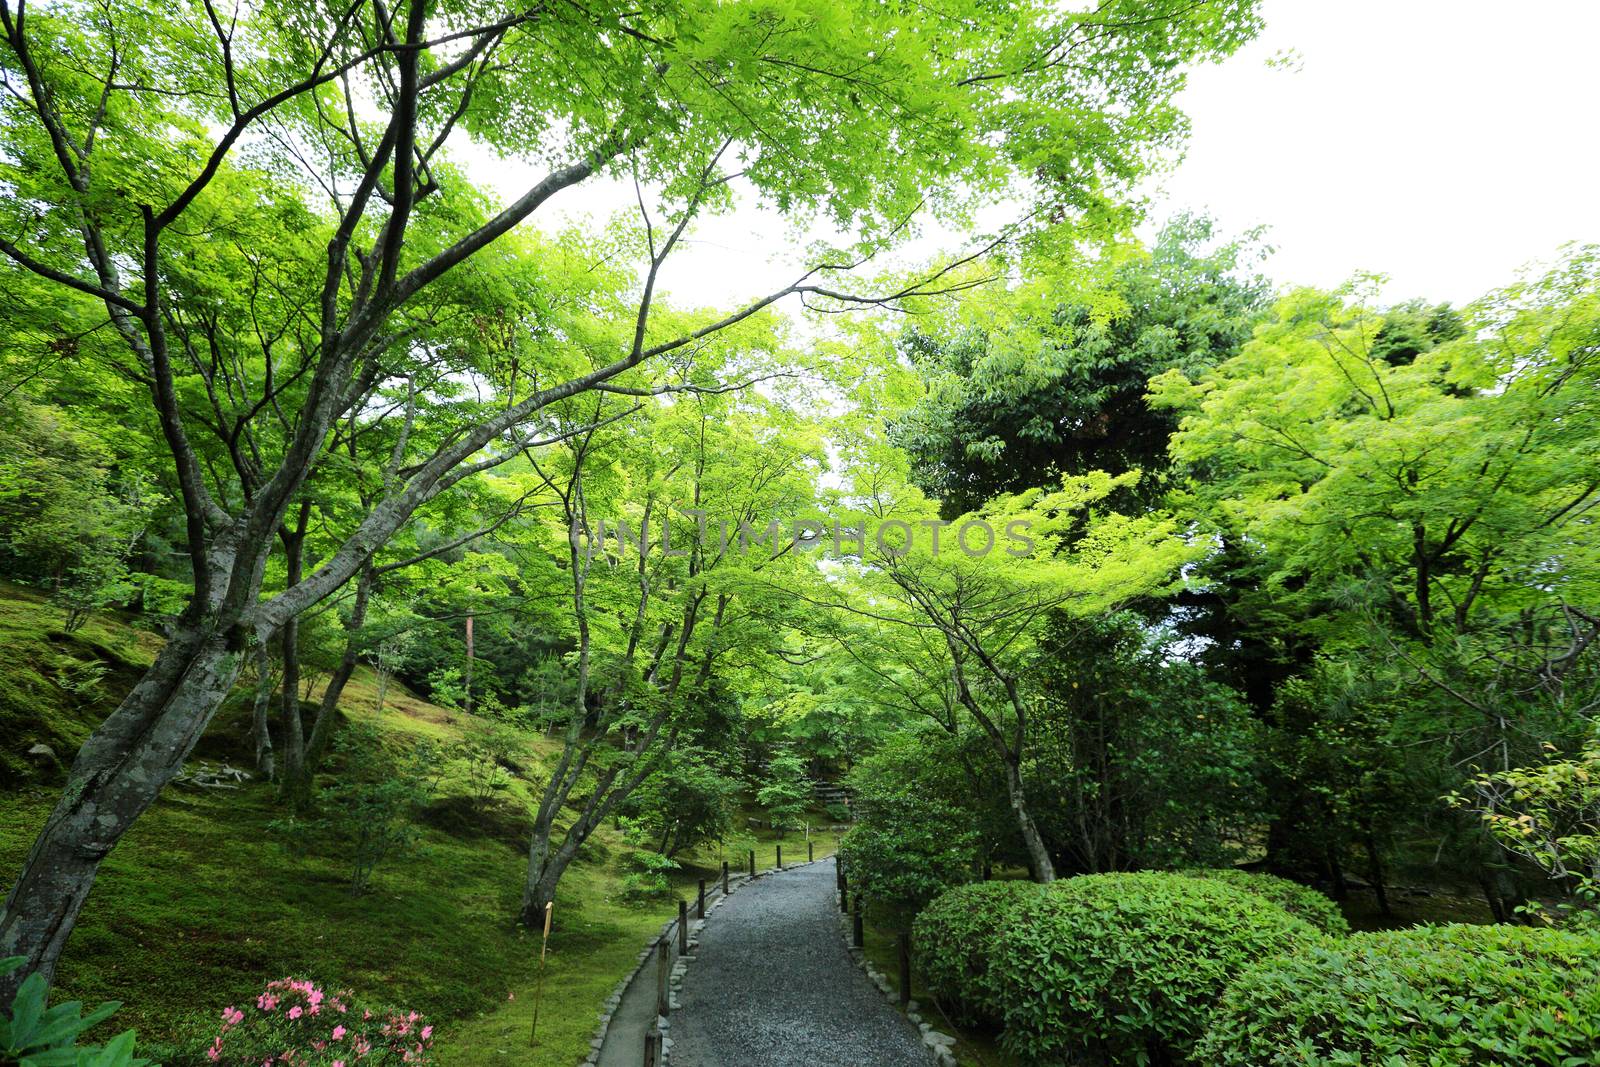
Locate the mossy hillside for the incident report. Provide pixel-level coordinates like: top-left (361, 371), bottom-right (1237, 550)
top-left (0, 588), bottom-right (829, 1066)
top-left (0, 583), bottom-right (159, 784)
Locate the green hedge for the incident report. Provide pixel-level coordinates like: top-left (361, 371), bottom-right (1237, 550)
top-left (1197, 923), bottom-right (1600, 1066)
top-left (1180, 868), bottom-right (1350, 935)
top-left (913, 880), bottom-right (1045, 1024)
top-left (991, 872), bottom-right (1318, 1065)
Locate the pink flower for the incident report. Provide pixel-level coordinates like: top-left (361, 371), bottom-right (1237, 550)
top-left (419, 1026), bottom-right (432, 1041)
top-left (288, 1006), bottom-right (303, 1020)
top-left (333, 1061), bottom-right (345, 1067)
top-left (207, 1037), bottom-right (223, 1063)
top-left (332, 1026), bottom-right (347, 1041)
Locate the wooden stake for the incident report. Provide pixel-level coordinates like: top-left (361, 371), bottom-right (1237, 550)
top-left (655, 938), bottom-right (669, 1017)
top-left (529, 900), bottom-right (553, 1048)
top-left (464, 614), bottom-right (475, 717)
top-left (898, 931), bottom-right (912, 1007)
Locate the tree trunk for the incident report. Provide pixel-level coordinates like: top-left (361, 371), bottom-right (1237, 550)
top-left (251, 643), bottom-right (276, 780)
top-left (520, 820), bottom-right (584, 927)
top-left (1477, 872), bottom-right (1508, 923)
top-left (278, 614), bottom-right (304, 797)
top-left (1363, 831), bottom-right (1392, 919)
top-left (276, 511), bottom-right (309, 804)
top-left (285, 564), bottom-right (374, 803)
top-left (1326, 846), bottom-right (1348, 900)
top-left (1004, 757), bottom-right (1056, 883)
top-left (0, 628), bottom-right (245, 1001)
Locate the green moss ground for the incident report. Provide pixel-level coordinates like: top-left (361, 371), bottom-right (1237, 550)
top-left (0, 588), bottom-right (837, 1066)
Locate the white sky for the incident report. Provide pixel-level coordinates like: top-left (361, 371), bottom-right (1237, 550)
top-left (1153, 0), bottom-right (1600, 305)
top-left (466, 0), bottom-right (1600, 313)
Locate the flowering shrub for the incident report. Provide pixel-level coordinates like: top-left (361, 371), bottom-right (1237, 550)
top-left (204, 978), bottom-right (434, 1067)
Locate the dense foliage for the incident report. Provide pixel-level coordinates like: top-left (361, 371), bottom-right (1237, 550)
top-left (836, 729), bottom-right (996, 921)
top-left (911, 881), bottom-right (1044, 1026)
top-left (990, 873), bottom-right (1317, 1065)
top-left (1178, 870), bottom-right (1349, 936)
top-left (1197, 924), bottom-right (1600, 1066)
top-left (1, 0), bottom-right (1598, 1060)
top-left (1028, 614), bottom-right (1266, 874)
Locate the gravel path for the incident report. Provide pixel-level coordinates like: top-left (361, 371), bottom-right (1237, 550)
top-left (670, 861), bottom-right (932, 1067)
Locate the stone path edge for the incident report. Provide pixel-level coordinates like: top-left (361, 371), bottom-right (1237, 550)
top-left (580, 857), bottom-right (832, 1067)
top-left (835, 885), bottom-right (958, 1067)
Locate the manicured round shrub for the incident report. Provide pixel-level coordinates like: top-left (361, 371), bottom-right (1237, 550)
top-left (914, 880), bottom-right (1047, 1024)
top-left (991, 872), bottom-right (1318, 1065)
top-left (1196, 923), bottom-right (1600, 1066)
top-left (1180, 868), bottom-right (1350, 935)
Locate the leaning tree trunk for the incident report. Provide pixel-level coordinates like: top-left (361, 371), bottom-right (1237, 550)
top-left (520, 820), bottom-right (573, 927)
top-left (0, 626), bottom-right (247, 1000)
top-left (1004, 756), bottom-right (1057, 883)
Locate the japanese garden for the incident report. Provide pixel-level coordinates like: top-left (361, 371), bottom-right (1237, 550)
top-left (1, 0), bottom-right (1598, 1064)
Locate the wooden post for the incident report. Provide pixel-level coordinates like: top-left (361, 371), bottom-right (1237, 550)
top-left (748, 849), bottom-right (755, 877)
top-left (697, 878), bottom-right (706, 919)
top-left (678, 899), bottom-right (688, 956)
top-left (808, 840), bottom-right (814, 863)
top-left (898, 932), bottom-right (912, 1007)
top-left (464, 614), bottom-right (474, 717)
top-left (840, 870), bottom-right (849, 913)
top-left (776, 844), bottom-right (782, 870)
top-left (655, 938), bottom-right (669, 1018)
top-left (528, 901), bottom-right (553, 1048)
top-left (721, 860), bottom-right (729, 895)
top-left (852, 895), bottom-right (864, 948)
top-left (644, 1026), bottom-right (662, 1066)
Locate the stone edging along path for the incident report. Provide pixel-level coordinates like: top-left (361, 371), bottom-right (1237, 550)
top-left (592, 856), bottom-right (942, 1067)
top-left (667, 859), bottom-right (933, 1067)
top-left (835, 883), bottom-right (959, 1067)
top-left (585, 861), bottom-right (777, 1067)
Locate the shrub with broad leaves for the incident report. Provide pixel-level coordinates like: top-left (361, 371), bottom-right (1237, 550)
top-left (913, 880), bottom-right (1045, 1025)
top-left (203, 979), bottom-right (433, 1067)
top-left (1197, 923), bottom-right (1600, 1065)
top-left (1, 956), bottom-right (153, 1067)
top-left (1179, 868), bottom-right (1350, 935)
top-left (990, 872), bottom-right (1318, 1065)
